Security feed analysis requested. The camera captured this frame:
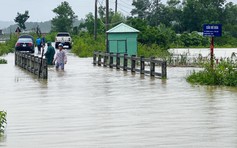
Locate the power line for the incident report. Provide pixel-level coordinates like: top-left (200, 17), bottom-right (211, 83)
top-left (120, 0), bottom-right (132, 7)
top-left (118, 2), bottom-right (133, 10)
top-left (118, 7), bottom-right (131, 15)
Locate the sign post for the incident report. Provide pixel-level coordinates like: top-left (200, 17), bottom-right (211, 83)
top-left (210, 37), bottom-right (214, 67)
top-left (203, 24), bottom-right (222, 68)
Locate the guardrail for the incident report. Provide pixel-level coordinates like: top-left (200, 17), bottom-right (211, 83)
top-left (15, 51), bottom-right (48, 79)
top-left (93, 51), bottom-right (167, 79)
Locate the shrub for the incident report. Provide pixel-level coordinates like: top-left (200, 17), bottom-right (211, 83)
top-left (138, 43), bottom-right (170, 58)
top-left (0, 35), bottom-right (17, 56)
top-left (0, 58), bottom-right (7, 64)
top-left (72, 32), bottom-right (106, 57)
top-left (187, 60), bottom-right (237, 86)
top-left (45, 32), bottom-right (58, 42)
top-left (0, 111), bottom-right (7, 135)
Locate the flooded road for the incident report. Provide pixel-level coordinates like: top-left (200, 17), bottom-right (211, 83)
top-left (1, 51), bottom-right (237, 147)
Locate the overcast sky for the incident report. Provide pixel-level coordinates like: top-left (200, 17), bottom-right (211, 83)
top-left (0, 0), bottom-right (237, 22)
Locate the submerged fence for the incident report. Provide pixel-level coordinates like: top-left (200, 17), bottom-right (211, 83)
top-left (93, 51), bottom-right (167, 79)
top-left (15, 51), bottom-right (48, 79)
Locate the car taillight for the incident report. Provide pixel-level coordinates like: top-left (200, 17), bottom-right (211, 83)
top-left (16, 43), bottom-right (21, 46)
top-left (28, 43), bottom-right (33, 46)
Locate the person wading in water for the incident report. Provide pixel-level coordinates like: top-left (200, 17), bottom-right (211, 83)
top-left (53, 43), bottom-right (67, 70)
top-left (44, 42), bottom-right (55, 65)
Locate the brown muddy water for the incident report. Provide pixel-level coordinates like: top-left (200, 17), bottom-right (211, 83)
top-left (1, 51), bottom-right (237, 148)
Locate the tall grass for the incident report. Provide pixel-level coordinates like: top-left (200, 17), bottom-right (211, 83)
top-left (187, 60), bottom-right (237, 86)
top-left (0, 111), bottom-right (7, 135)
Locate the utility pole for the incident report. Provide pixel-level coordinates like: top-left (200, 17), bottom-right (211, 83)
top-left (94, 0), bottom-right (98, 40)
top-left (106, 0), bottom-right (109, 52)
top-left (115, 0), bottom-right (118, 13)
top-left (156, 0), bottom-right (159, 26)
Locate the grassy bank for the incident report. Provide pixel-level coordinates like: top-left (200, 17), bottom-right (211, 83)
top-left (187, 60), bottom-right (237, 86)
top-left (0, 111), bottom-right (7, 135)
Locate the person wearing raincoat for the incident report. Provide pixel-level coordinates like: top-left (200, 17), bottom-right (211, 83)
top-left (44, 42), bottom-right (55, 65)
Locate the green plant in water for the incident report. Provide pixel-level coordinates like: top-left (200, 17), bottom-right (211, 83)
top-left (187, 60), bottom-right (237, 86)
top-left (0, 58), bottom-right (7, 64)
top-left (0, 111), bottom-right (7, 135)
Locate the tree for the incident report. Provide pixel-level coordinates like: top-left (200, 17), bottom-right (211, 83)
top-left (110, 12), bottom-right (126, 27)
top-left (51, 1), bottom-right (77, 32)
top-left (14, 11), bottom-right (30, 30)
top-left (78, 12), bottom-right (105, 35)
top-left (222, 2), bottom-right (237, 37)
top-left (181, 0), bottom-right (226, 32)
top-left (131, 0), bottom-right (151, 19)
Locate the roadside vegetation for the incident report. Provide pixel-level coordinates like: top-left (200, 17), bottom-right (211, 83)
top-left (0, 36), bottom-right (17, 56)
top-left (187, 60), bottom-right (237, 86)
top-left (0, 111), bottom-right (7, 136)
top-left (72, 33), bottom-right (106, 57)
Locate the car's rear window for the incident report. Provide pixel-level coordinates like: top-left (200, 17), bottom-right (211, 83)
top-left (18, 38), bottom-right (33, 43)
top-left (57, 33), bottom-right (70, 37)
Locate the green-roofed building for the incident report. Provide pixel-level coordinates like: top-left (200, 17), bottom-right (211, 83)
top-left (106, 23), bottom-right (139, 56)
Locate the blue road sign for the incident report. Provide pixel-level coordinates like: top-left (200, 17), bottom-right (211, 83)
top-left (203, 24), bottom-right (222, 37)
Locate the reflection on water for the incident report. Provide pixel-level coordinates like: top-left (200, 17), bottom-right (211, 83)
top-left (0, 53), bottom-right (237, 148)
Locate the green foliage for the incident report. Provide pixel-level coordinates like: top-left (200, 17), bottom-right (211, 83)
top-left (214, 33), bottom-right (237, 47)
top-left (0, 111), bottom-right (7, 135)
top-left (110, 12), bottom-right (126, 27)
top-left (131, 0), bottom-right (150, 19)
top-left (79, 9), bottom-right (125, 35)
top-left (0, 35), bottom-right (17, 56)
top-left (0, 58), bottom-right (7, 64)
top-left (45, 32), bottom-right (57, 42)
top-left (14, 10), bottom-right (30, 30)
top-left (138, 43), bottom-right (170, 58)
top-left (187, 60), bottom-right (237, 86)
top-left (51, 1), bottom-right (77, 32)
top-left (70, 0), bottom-right (237, 59)
top-left (72, 32), bottom-right (106, 57)
top-left (78, 13), bottom-right (105, 35)
top-left (128, 22), bottom-right (177, 49)
top-left (178, 32), bottom-right (209, 47)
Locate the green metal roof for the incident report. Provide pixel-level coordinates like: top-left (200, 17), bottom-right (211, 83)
top-left (107, 23), bottom-right (140, 33)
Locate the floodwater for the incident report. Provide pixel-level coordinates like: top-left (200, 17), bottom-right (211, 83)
top-left (1, 49), bottom-right (237, 148)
